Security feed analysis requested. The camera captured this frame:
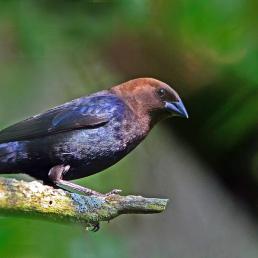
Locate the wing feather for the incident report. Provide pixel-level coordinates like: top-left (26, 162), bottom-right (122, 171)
top-left (0, 93), bottom-right (119, 143)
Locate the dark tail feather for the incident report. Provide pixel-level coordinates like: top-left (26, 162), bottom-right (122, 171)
top-left (0, 142), bottom-right (20, 173)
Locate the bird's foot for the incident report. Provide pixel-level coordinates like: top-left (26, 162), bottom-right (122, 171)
top-left (78, 188), bottom-right (122, 197)
top-left (104, 189), bottom-right (122, 196)
top-left (86, 222), bottom-right (100, 232)
top-left (92, 223), bottom-right (100, 232)
top-left (48, 165), bottom-right (122, 197)
top-left (83, 188), bottom-right (122, 197)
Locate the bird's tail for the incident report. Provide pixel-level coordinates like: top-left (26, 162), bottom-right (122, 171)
top-left (0, 142), bottom-right (19, 173)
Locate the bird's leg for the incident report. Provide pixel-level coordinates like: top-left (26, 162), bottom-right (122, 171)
top-left (48, 165), bottom-right (103, 196)
top-left (48, 165), bottom-right (122, 196)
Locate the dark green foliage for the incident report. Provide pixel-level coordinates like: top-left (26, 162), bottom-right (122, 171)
top-left (0, 0), bottom-right (257, 257)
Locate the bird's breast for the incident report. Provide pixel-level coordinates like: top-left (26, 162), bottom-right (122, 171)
top-left (41, 116), bottom-right (147, 179)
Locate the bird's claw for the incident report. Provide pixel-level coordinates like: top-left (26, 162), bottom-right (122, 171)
top-left (86, 222), bottom-right (100, 232)
top-left (91, 223), bottom-right (100, 232)
top-left (105, 189), bottom-right (122, 196)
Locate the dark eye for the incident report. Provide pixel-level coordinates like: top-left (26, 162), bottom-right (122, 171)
top-left (157, 88), bottom-right (166, 98)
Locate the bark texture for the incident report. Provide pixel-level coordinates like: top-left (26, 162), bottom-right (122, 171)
top-left (0, 178), bottom-right (168, 228)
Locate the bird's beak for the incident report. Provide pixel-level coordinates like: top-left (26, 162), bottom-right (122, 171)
top-left (165, 99), bottom-right (189, 118)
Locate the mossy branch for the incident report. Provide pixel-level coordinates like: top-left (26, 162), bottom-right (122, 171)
top-left (0, 178), bottom-right (168, 228)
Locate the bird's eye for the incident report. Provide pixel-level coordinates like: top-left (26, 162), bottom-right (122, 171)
top-left (157, 88), bottom-right (166, 98)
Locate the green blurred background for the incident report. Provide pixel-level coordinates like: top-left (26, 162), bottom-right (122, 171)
top-left (0, 1), bottom-right (257, 257)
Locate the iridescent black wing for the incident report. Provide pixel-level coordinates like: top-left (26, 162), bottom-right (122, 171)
top-left (0, 93), bottom-right (121, 143)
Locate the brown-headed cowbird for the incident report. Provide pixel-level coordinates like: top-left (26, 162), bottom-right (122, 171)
top-left (0, 78), bottom-right (188, 196)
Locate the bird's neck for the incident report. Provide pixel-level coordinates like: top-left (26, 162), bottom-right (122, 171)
top-left (110, 88), bottom-right (162, 133)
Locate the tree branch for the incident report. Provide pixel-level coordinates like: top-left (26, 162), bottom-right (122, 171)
top-left (0, 178), bottom-right (168, 228)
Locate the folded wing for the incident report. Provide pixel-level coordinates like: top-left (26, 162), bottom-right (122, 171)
top-left (0, 94), bottom-right (120, 143)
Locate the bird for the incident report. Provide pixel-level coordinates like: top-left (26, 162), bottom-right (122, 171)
top-left (0, 78), bottom-right (188, 196)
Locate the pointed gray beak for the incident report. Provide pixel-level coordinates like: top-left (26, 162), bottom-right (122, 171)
top-left (165, 99), bottom-right (189, 118)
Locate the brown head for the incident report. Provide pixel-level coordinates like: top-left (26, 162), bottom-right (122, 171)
top-left (110, 78), bottom-right (188, 126)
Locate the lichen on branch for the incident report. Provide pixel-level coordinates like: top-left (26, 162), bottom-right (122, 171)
top-left (0, 178), bottom-right (168, 228)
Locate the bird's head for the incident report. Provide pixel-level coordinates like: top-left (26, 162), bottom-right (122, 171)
top-left (111, 78), bottom-right (188, 124)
